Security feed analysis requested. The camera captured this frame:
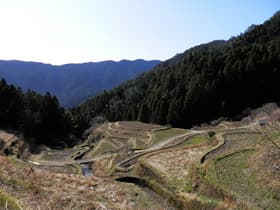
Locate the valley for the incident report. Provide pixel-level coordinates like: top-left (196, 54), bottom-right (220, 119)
top-left (0, 105), bottom-right (279, 209)
top-left (0, 8), bottom-right (279, 210)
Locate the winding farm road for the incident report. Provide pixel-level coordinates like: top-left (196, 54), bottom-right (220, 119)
top-left (27, 120), bottom-right (266, 170)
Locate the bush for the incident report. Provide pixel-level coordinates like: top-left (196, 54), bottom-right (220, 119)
top-left (208, 131), bottom-right (216, 138)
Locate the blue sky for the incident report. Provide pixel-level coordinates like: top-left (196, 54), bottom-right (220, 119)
top-left (0, 0), bottom-right (278, 64)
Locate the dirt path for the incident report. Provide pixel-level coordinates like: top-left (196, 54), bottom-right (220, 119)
top-left (115, 131), bottom-right (203, 171)
top-left (26, 120), bottom-right (259, 169)
top-left (135, 130), bottom-right (202, 153)
top-left (26, 120), bottom-right (261, 169)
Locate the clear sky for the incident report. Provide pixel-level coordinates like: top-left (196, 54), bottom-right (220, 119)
top-left (0, 0), bottom-right (278, 64)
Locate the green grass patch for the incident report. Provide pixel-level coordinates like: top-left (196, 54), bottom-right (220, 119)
top-left (182, 135), bottom-right (210, 146)
top-left (215, 150), bottom-right (255, 193)
top-left (269, 132), bottom-right (280, 145)
top-left (171, 178), bottom-right (192, 193)
top-left (6, 178), bottom-right (32, 192)
top-left (40, 148), bottom-right (81, 161)
top-left (87, 138), bottom-right (117, 157)
top-left (0, 191), bottom-right (21, 210)
top-left (215, 150), bottom-right (279, 209)
top-left (197, 194), bottom-right (223, 206)
top-left (223, 132), bottom-right (263, 148)
top-left (8, 156), bottom-right (30, 167)
top-left (151, 128), bottom-right (188, 145)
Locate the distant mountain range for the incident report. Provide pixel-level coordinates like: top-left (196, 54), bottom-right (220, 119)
top-left (0, 59), bottom-right (160, 107)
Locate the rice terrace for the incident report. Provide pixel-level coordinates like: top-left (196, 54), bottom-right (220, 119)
top-left (0, 4), bottom-right (280, 210)
top-left (0, 104), bottom-right (279, 209)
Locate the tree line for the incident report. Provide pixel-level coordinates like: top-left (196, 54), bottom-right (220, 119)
top-left (0, 79), bottom-right (86, 146)
top-left (1, 11), bottom-right (279, 146)
top-left (73, 11), bottom-right (280, 128)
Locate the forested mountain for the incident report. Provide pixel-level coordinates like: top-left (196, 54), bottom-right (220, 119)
top-left (0, 59), bottom-right (160, 107)
top-left (0, 79), bottom-right (80, 146)
top-left (74, 11), bottom-right (280, 128)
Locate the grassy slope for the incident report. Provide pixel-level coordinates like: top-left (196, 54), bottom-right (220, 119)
top-left (1, 120), bottom-right (280, 209)
top-left (182, 134), bottom-right (210, 146)
top-left (151, 128), bottom-right (188, 145)
top-left (87, 138), bottom-right (118, 157)
top-left (134, 125), bottom-right (280, 209)
top-left (0, 156), bottom-right (169, 209)
top-left (0, 191), bottom-right (21, 210)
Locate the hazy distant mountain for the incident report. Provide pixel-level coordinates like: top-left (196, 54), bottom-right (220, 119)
top-left (0, 59), bottom-right (160, 107)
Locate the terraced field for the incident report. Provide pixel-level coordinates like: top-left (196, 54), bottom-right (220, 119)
top-left (203, 132), bottom-right (263, 162)
top-left (86, 121), bottom-right (190, 160)
top-left (0, 156), bottom-right (169, 210)
top-left (40, 148), bottom-right (81, 161)
top-left (203, 143), bottom-right (278, 207)
top-left (87, 138), bottom-right (118, 157)
top-left (149, 128), bottom-right (188, 147)
top-left (112, 120), bottom-right (279, 209)
top-left (214, 150), bottom-right (279, 209)
top-left (95, 121), bottom-right (164, 154)
top-left (142, 145), bottom-right (209, 193)
top-left (180, 134), bottom-right (211, 147)
top-left (1, 117), bottom-right (280, 209)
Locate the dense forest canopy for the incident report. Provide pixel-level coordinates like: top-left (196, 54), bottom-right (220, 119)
top-left (0, 79), bottom-right (83, 146)
top-left (1, 11), bottom-right (280, 147)
top-left (74, 11), bottom-right (280, 128)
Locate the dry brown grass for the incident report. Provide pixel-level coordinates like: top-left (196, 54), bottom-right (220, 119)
top-left (143, 145), bottom-right (209, 180)
top-left (92, 159), bottom-right (111, 177)
top-left (0, 155), bottom-right (165, 209)
top-left (25, 167), bottom-right (41, 194)
top-left (251, 145), bottom-right (280, 189)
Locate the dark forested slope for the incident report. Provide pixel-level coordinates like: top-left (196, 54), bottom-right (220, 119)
top-left (74, 12), bottom-right (280, 128)
top-left (0, 79), bottom-right (79, 146)
top-left (0, 59), bottom-right (160, 107)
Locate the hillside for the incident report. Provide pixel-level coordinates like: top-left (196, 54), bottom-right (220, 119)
top-left (75, 11), bottom-right (280, 128)
top-left (0, 104), bottom-right (279, 209)
top-left (0, 59), bottom-right (160, 107)
top-left (0, 78), bottom-right (80, 147)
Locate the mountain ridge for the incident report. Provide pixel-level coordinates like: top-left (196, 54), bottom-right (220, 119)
top-left (75, 11), bottom-right (280, 128)
top-left (0, 59), bottom-right (160, 107)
